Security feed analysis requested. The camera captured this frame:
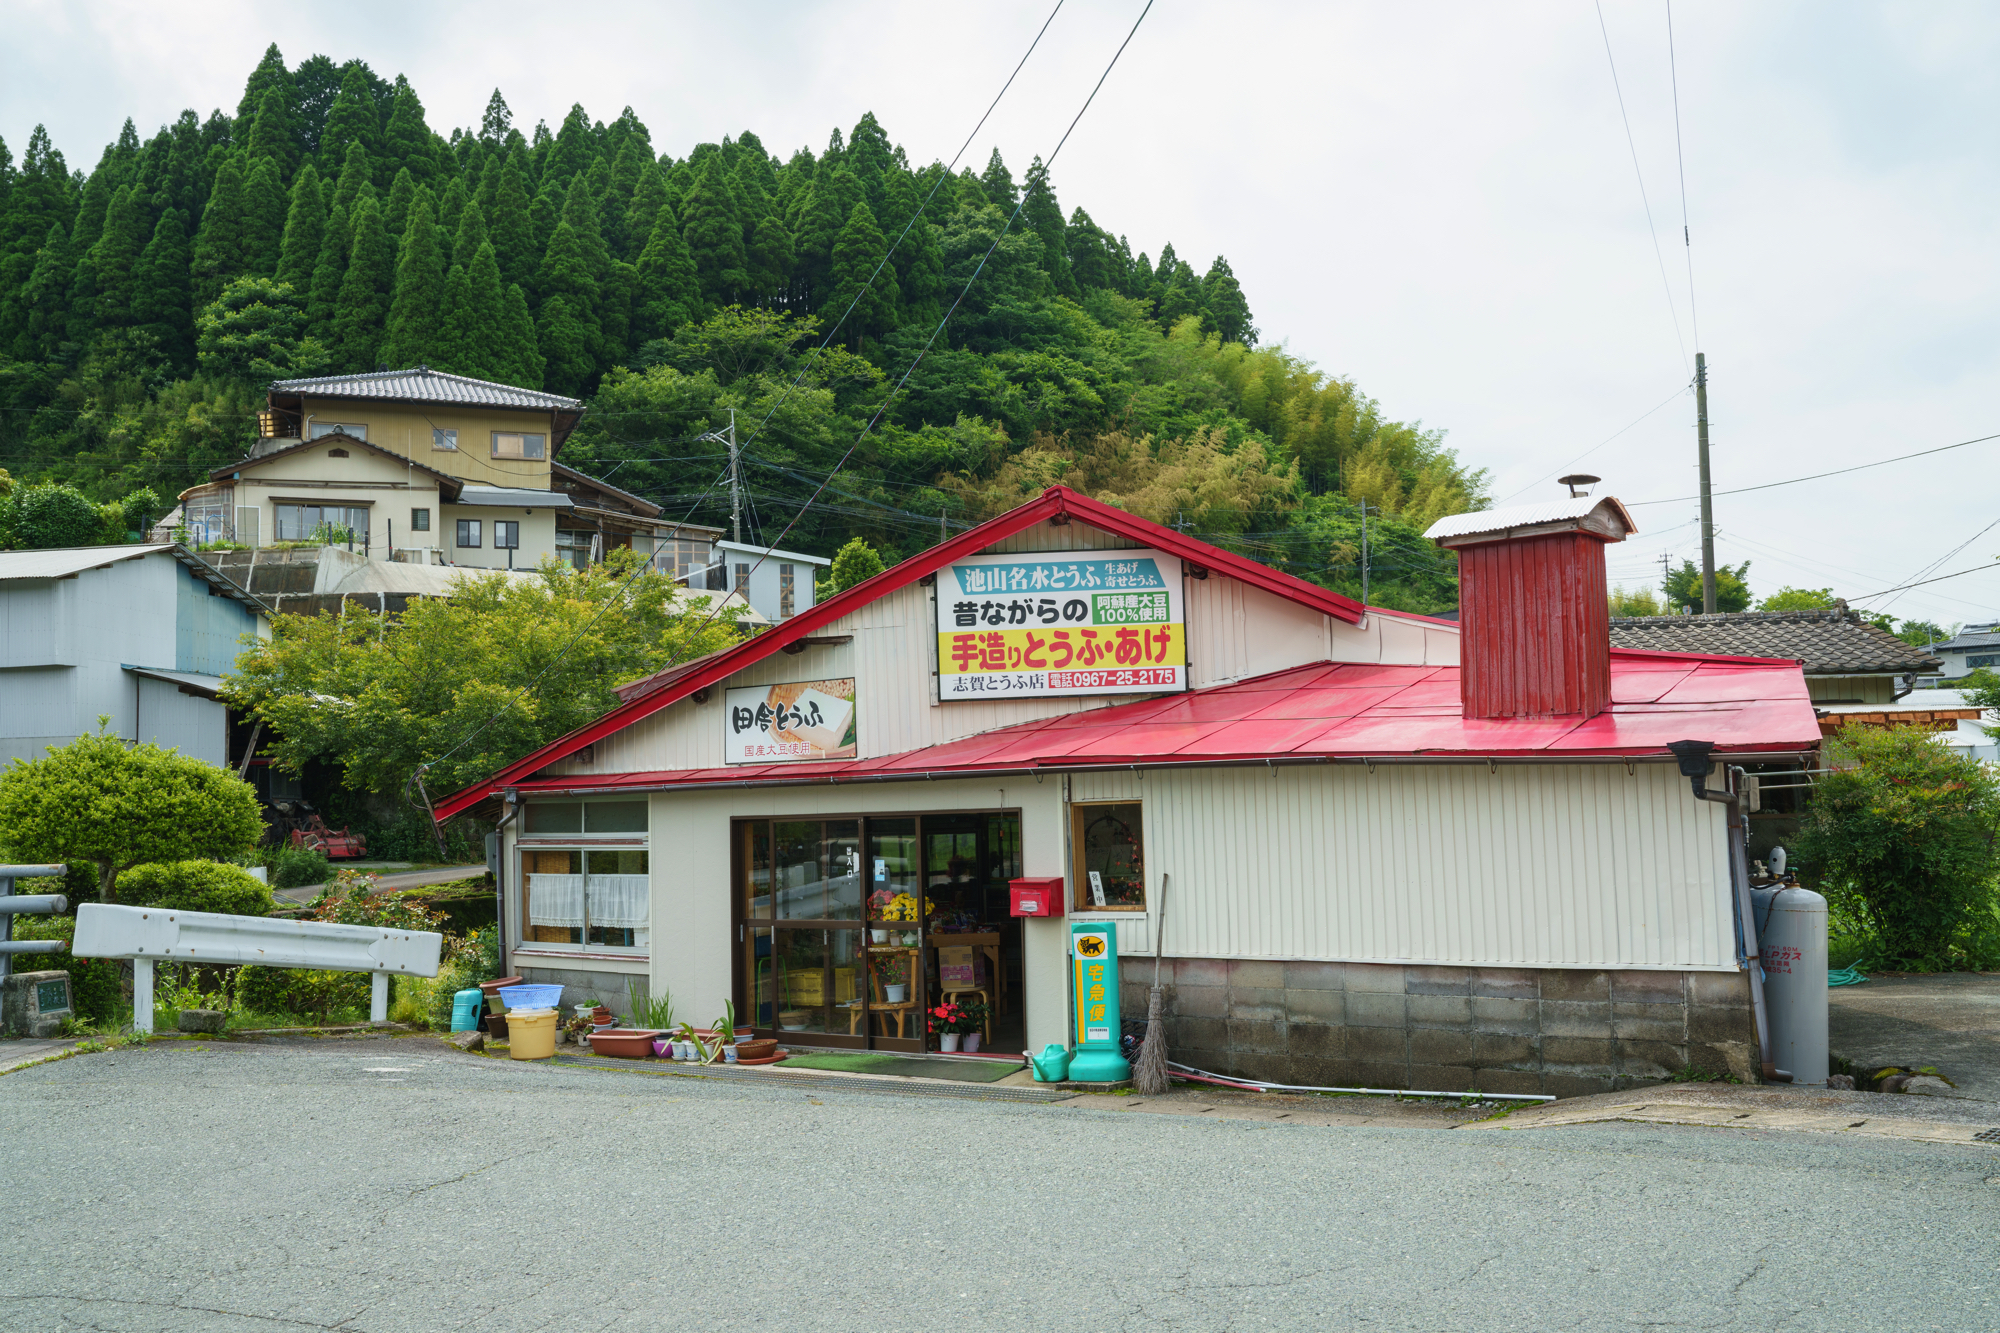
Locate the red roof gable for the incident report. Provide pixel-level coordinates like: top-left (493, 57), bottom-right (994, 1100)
top-left (432, 486), bottom-right (1368, 817)
top-left (469, 650), bottom-right (1821, 803)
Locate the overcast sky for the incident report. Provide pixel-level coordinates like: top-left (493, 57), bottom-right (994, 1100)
top-left (6, 1), bottom-right (1998, 629)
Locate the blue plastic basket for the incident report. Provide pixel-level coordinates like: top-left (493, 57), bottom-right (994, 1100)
top-left (496, 984), bottom-right (563, 1011)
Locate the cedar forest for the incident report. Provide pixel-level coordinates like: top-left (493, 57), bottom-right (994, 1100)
top-left (0, 46), bottom-right (1489, 611)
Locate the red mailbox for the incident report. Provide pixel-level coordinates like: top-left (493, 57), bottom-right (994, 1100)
top-left (1009, 876), bottom-right (1065, 918)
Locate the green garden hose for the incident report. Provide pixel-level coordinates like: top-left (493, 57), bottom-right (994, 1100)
top-left (1828, 961), bottom-right (1868, 987)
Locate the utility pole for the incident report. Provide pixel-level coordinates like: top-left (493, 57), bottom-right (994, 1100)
top-left (727, 407), bottom-right (742, 546)
top-left (1696, 352), bottom-right (1715, 613)
top-left (1359, 501), bottom-right (1376, 607)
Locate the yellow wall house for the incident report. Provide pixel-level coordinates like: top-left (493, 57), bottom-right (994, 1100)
top-left (178, 367), bottom-right (590, 572)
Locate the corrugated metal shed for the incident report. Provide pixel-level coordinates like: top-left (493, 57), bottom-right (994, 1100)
top-left (0, 543), bottom-right (271, 613)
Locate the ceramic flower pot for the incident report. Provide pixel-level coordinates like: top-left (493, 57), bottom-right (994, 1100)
top-left (940, 1034), bottom-right (961, 1052)
top-left (870, 929), bottom-right (890, 944)
top-left (885, 984), bottom-right (908, 1003)
top-left (963, 1032), bottom-right (982, 1053)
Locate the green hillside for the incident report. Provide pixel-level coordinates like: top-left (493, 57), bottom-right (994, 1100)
top-left (0, 45), bottom-right (1485, 610)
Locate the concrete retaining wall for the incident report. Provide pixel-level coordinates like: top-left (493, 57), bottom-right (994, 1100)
top-left (1122, 958), bottom-right (1761, 1096)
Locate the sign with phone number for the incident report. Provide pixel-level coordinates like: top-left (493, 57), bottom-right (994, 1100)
top-left (936, 549), bottom-right (1186, 699)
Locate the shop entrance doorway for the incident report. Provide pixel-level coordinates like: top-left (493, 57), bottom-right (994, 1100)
top-left (735, 811), bottom-right (1023, 1054)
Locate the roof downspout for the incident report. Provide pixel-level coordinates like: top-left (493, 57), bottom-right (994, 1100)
top-left (1667, 740), bottom-right (1790, 1084)
top-left (492, 791), bottom-right (521, 978)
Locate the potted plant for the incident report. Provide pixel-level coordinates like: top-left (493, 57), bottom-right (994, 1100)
top-left (879, 953), bottom-right (910, 1004)
top-left (955, 998), bottom-right (988, 1052)
top-left (928, 1000), bottom-right (969, 1052)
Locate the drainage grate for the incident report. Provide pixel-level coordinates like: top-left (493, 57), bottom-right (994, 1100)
top-left (1974, 1128), bottom-right (2000, 1143)
top-left (546, 1053), bottom-right (1077, 1104)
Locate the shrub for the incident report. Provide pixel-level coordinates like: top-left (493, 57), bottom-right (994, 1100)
top-left (113, 860), bottom-right (275, 916)
top-left (1796, 724), bottom-right (2000, 967)
top-left (424, 926), bottom-right (501, 1029)
top-left (270, 846), bottom-right (331, 889)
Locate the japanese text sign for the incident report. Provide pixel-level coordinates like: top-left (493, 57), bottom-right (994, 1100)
top-left (1070, 923), bottom-right (1122, 1048)
top-left (935, 549), bottom-right (1185, 700)
top-left (725, 679), bottom-right (857, 765)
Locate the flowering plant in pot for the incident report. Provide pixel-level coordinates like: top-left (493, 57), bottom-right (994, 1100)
top-left (878, 953), bottom-right (910, 1004)
top-left (928, 1000), bottom-right (980, 1052)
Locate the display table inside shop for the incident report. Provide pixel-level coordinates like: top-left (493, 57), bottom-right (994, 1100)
top-left (847, 946), bottom-right (920, 1039)
top-left (927, 931), bottom-right (1006, 1015)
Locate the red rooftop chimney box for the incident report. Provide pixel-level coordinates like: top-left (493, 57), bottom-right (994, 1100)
top-left (1426, 496), bottom-right (1636, 720)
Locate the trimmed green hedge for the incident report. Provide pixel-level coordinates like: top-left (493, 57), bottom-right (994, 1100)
top-left (113, 861), bottom-right (277, 916)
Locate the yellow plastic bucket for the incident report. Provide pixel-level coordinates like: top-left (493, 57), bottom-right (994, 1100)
top-left (506, 1007), bottom-right (558, 1060)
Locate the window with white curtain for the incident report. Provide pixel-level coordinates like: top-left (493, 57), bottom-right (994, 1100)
top-left (523, 848), bottom-right (649, 950)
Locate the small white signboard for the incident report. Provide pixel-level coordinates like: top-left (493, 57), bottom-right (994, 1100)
top-left (725, 679), bottom-right (858, 764)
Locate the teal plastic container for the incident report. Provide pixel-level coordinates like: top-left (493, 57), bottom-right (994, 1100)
top-left (450, 988), bottom-right (485, 1033)
top-left (1030, 1043), bottom-right (1072, 1082)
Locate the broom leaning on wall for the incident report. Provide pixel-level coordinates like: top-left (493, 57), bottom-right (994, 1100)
top-left (1133, 872), bottom-right (1172, 1095)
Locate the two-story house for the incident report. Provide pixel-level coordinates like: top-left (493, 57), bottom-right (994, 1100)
top-left (176, 368), bottom-right (723, 576)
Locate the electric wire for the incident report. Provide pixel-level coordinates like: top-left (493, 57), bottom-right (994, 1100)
top-left (1665, 0), bottom-right (1700, 349)
top-left (1595, 0), bottom-right (1689, 372)
top-left (410, 3), bottom-right (1108, 797)
top-left (723, 0), bottom-right (1067, 462)
top-left (1495, 382), bottom-right (1690, 503)
top-left (1625, 429), bottom-right (2000, 507)
top-left (674, 0), bottom-right (1154, 647)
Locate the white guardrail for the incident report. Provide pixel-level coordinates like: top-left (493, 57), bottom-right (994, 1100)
top-left (74, 903), bottom-right (443, 1033)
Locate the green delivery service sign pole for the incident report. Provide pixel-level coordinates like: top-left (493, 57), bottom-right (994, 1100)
top-left (1069, 921), bottom-right (1130, 1082)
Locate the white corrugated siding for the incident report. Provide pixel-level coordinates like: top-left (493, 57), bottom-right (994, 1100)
top-left (569, 521), bottom-right (1460, 775)
top-left (1071, 762), bottom-right (1732, 970)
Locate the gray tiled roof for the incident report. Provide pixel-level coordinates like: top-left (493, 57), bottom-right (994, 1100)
top-left (268, 367), bottom-right (583, 411)
top-left (1608, 608), bottom-right (1942, 674)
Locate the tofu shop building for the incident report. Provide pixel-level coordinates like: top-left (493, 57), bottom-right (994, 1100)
top-left (438, 487), bottom-right (1821, 1093)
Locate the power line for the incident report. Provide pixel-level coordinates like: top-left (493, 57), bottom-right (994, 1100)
top-left (1594, 0), bottom-right (1689, 373)
top-left (410, 5), bottom-right (1092, 794)
top-left (1849, 562), bottom-right (2000, 603)
top-left (1665, 0), bottom-right (1700, 349)
top-left (692, 0), bottom-right (1155, 639)
top-left (1625, 429), bottom-right (2000, 507)
top-left (726, 0), bottom-right (1067, 463)
top-left (1496, 382), bottom-right (1689, 503)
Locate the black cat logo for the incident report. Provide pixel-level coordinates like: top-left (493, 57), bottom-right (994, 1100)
top-left (1076, 935), bottom-right (1106, 958)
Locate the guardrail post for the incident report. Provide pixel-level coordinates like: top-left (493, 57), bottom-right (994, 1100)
top-left (132, 958), bottom-right (154, 1035)
top-left (371, 972), bottom-right (389, 1024)
top-left (0, 865), bottom-right (71, 1031)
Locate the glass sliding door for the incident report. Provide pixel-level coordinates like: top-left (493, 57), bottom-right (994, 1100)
top-left (740, 819), bottom-right (872, 1047)
top-left (735, 811), bottom-right (1021, 1053)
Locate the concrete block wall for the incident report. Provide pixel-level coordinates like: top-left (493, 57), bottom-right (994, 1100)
top-left (516, 965), bottom-right (646, 1021)
top-left (1122, 959), bottom-right (1761, 1095)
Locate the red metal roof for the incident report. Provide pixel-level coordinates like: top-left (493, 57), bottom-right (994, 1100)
top-left (486, 649), bottom-right (1820, 800)
top-left (433, 485), bottom-right (1367, 817)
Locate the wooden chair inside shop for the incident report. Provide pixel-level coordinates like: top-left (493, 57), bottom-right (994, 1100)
top-left (940, 987), bottom-right (993, 1042)
top-left (847, 949), bottom-right (918, 1040)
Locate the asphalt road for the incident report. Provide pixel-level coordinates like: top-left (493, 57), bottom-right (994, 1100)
top-left (3, 1038), bottom-right (1997, 1332)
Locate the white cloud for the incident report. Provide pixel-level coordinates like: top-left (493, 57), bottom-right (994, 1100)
top-left (3, 0), bottom-right (1997, 624)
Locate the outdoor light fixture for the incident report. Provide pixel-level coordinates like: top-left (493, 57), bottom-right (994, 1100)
top-left (1558, 473), bottom-right (1601, 497)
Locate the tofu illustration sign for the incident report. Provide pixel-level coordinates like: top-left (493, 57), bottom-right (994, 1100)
top-left (1068, 922), bottom-right (1130, 1082)
top-left (725, 679), bottom-right (858, 764)
top-left (936, 549), bottom-right (1185, 699)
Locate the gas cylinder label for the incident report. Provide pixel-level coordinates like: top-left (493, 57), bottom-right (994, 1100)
top-left (1762, 944), bottom-right (1800, 975)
